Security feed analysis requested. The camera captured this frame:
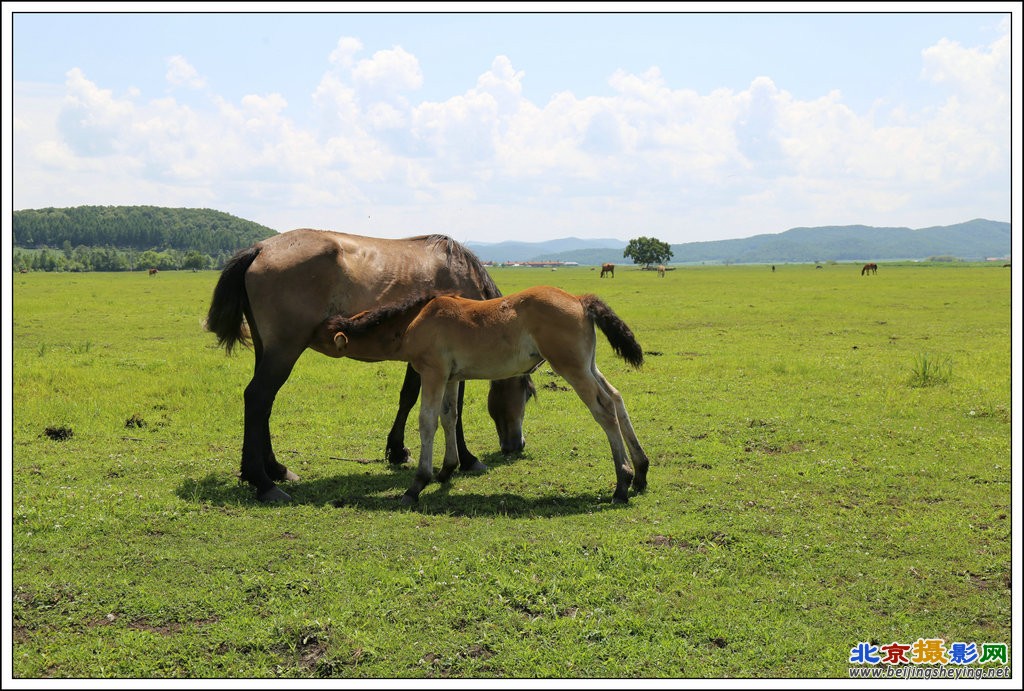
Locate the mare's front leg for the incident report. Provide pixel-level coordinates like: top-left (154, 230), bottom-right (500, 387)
top-left (384, 365), bottom-right (419, 465)
top-left (455, 382), bottom-right (487, 472)
top-left (435, 381), bottom-right (462, 483)
top-left (401, 372), bottom-right (446, 505)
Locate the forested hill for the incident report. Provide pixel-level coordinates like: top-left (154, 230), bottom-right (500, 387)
top-left (13, 205), bottom-right (277, 254)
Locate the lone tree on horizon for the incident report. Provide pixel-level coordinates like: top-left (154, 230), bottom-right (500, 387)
top-left (623, 236), bottom-right (673, 269)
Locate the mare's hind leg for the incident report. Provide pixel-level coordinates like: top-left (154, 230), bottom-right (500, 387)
top-left (242, 344), bottom-right (304, 503)
top-left (252, 333), bottom-right (299, 485)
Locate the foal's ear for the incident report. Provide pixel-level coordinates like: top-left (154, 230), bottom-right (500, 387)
top-left (333, 332), bottom-right (349, 351)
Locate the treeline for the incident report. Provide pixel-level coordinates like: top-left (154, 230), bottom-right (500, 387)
top-left (13, 205), bottom-right (278, 271)
top-left (13, 246), bottom-right (223, 273)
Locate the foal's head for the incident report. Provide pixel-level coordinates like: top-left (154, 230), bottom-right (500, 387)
top-left (319, 291), bottom-right (453, 354)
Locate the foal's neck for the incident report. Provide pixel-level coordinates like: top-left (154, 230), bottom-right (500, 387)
top-left (336, 298), bottom-right (431, 361)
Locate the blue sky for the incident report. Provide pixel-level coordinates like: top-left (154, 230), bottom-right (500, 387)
top-left (6, 4), bottom-right (1019, 244)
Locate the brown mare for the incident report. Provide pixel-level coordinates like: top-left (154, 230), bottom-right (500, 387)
top-left (861, 263), bottom-right (878, 276)
top-left (600, 263), bottom-right (615, 278)
top-left (206, 229), bottom-right (534, 503)
top-left (314, 286), bottom-right (650, 505)
top-left (148, 268), bottom-right (159, 276)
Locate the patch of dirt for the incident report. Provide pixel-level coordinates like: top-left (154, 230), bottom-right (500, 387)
top-left (124, 414), bottom-right (146, 429)
top-left (647, 535), bottom-right (691, 550)
top-left (43, 426), bottom-right (73, 441)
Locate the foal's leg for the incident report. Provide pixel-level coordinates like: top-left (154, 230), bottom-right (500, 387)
top-left (592, 368), bottom-right (649, 493)
top-left (385, 369), bottom-right (480, 471)
top-left (435, 380), bottom-right (463, 483)
top-left (558, 366), bottom-right (635, 503)
top-left (402, 371), bottom-right (447, 504)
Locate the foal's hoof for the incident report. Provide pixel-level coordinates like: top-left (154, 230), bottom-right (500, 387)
top-left (283, 469), bottom-right (300, 482)
top-left (462, 460), bottom-right (489, 473)
top-left (258, 486), bottom-right (292, 503)
top-left (399, 493), bottom-right (418, 506)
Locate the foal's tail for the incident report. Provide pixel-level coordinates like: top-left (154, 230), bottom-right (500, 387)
top-left (205, 245), bottom-right (261, 354)
top-left (580, 295), bottom-right (644, 368)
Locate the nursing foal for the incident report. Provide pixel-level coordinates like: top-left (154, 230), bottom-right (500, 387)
top-left (311, 286), bottom-right (650, 505)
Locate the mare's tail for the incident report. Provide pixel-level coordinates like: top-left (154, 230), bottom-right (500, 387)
top-left (205, 245), bottom-right (261, 354)
top-left (580, 295), bottom-right (644, 368)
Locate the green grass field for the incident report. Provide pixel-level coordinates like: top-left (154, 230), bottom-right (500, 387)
top-left (10, 263), bottom-right (1013, 678)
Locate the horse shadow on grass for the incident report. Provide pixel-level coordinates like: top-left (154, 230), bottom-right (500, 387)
top-left (176, 451), bottom-right (630, 518)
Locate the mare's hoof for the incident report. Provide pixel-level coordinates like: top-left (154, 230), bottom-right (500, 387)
top-left (611, 494), bottom-right (629, 505)
top-left (283, 469), bottom-right (300, 482)
top-left (462, 460), bottom-right (489, 473)
top-left (258, 486), bottom-right (292, 503)
top-left (400, 493), bottom-right (418, 506)
top-left (386, 447), bottom-right (412, 465)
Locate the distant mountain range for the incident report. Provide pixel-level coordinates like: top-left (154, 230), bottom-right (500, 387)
top-left (467, 237), bottom-right (627, 264)
top-left (468, 219), bottom-right (1010, 265)
top-left (12, 205), bottom-right (1010, 268)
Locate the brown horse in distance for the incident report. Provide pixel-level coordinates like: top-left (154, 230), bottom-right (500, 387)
top-left (600, 263), bottom-right (615, 278)
top-left (206, 229), bottom-right (534, 503)
top-left (314, 286), bottom-right (650, 505)
top-left (861, 263), bottom-right (878, 276)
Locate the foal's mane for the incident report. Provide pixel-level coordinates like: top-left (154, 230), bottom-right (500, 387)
top-left (323, 291), bottom-right (456, 341)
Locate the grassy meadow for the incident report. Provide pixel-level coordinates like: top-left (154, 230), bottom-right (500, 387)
top-left (9, 262), bottom-right (1014, 679)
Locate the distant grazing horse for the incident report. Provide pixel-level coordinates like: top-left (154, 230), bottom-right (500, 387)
top-left (657, 265), bottom-right (666, 277)
top-left (315, 286), bottom-right (650, 505)
top-left (206, 229), bottom-right (535, 503)
top-left (600, 263), bottom-right (615, 278)
top-left (861, 263), bottom-right (878, 276)
top-left (148, 268), bottom-right (159, 276)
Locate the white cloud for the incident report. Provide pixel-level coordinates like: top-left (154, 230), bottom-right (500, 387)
top-left (328, 36), bottom-right (364, 69)
top-left (351, 46), bottom-right (423, 99)
top-left (166, 55), bottom-right (206, 90)
top-left (12, 22), bottom-right (1012, 242)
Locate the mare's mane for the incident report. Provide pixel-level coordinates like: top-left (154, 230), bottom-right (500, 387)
top-left (412, 234), bottom-right (502, 300)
